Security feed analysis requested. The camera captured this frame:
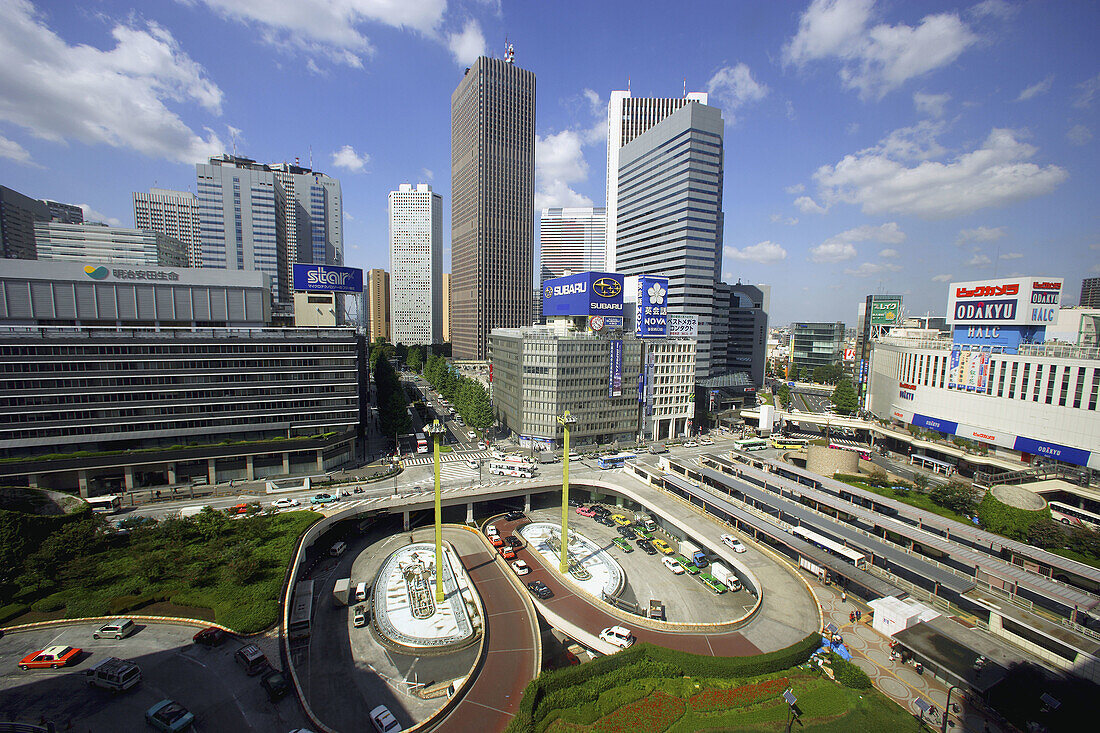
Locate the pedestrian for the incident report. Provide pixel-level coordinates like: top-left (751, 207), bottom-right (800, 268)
top-left (841, 591), bottom-right (846, 603)
top-left (850, 611), bottom-right (855, 623)
top-left (856, 609), bottom-right (862, 621)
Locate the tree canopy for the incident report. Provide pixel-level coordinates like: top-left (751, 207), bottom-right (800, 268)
top-left (423, 354), bottom-right (492, 430)
top-left (830, 378), bottom-right (858, 415)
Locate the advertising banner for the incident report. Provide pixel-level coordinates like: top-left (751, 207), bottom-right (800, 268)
top-left (870, 297), bottom-right (902, 325)
top-left (608, 339), bottom-right (623, 398)
top-left (946, 276), bottom-right (1063, 327)
top-left (543, 271), bottom-right (624, 317)
top-left (947, 348), bottom-right (961, 389)
top-left (293, 263), bottom-right (363, 293)
top-left (843, 348), bottom-right (855, 361)
top-left (1012, 436), bottom-right (1091, 467)
top-left (636, 276), bottom-right (669, 339)
top-left (667, 314), bottom-right (698, 338)
top-left (911, 413), bottom-right (959, 435)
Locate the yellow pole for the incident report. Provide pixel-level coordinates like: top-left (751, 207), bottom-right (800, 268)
top-left (432, 419), bottom-right (444, 603)
top-left (560, 411), bottom-right (571, 574)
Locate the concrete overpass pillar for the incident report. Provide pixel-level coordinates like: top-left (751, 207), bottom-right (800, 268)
top-left (77, 470), bottom-right (89, 498)
top-left (316, 449), bottom-right (324, 472)
top-left (27, 474), bottom-right (39, 489)
top-left (403, 511), bottom-right (410, 531)
top-left (466, 503), bottom-right (474, 523)
top-left (282, 452), bottom-right (290, 474)
top-left (123, 466), bottom-right (135, 492)
top-left (207, 458), bottom-right (217, 486)
top-left (167, 464), bottom-right (177, 484)
top-left (524, 493), bottom-right (531, 512)
top-left (246, 455), bottom-right (255, 480)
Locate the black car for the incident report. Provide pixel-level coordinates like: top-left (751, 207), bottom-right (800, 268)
top-left (506, 536), bottom-right (522, 549)
top-left (526, 580), bottom-right (553, 599)
top-left (597, 516), bottom-right (615, 527)
top-left (260, 669), bottom-right (290, 701)
top-left (617, 526), bottom-right (634, 538)
top-left (504, 510), bottom-right (526, 522)
top-left (637, 539), bottom-right (657, 555)
top-left (567, 498), bottom-right (582, 508)
top-left (192, 627), bottom-right (227, 646)
top-left (591, 506), bottom-right (611, 517)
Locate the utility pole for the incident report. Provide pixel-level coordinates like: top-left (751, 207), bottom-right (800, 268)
top-left (427, 419), bottom-right (447, 603)
top-left (557, 410), bottom-right (578, 573)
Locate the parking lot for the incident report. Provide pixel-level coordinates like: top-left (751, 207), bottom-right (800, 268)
top-left (525, 502), bottom-right (756, 623)
top-left (0, 621), bottom-right (309, 731)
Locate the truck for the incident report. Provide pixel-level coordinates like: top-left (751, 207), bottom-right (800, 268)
top-left (709, 562), bottom-right (742, 592)
top-left (648, 600), bottom-right (666, 621)
top-left (333, 577), bottom-right (351, 607)
top-left (179, 505), bottom-right (208, 518)
top-left (679, 540), bottom-right (708, 568)
top-left (636, 514), bottom-right (657, 532)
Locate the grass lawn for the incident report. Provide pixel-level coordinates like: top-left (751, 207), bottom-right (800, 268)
top-left (539, 671), bottom-right (915, 733)
top-left (8, 509), bottom-right (319, 633)
top-left (832, 476), bottom-right (971, 524)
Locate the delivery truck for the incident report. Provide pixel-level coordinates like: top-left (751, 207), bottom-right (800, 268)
top-left (679, 540), bottom-right (708, 568)
top-left (333, 577), bottom-right (351, 607)
top-left (709, 562), bottom-right (742, 592)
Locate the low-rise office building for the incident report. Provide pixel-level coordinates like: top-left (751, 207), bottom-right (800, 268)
top-left (33, 222), bottom-right (187, 268)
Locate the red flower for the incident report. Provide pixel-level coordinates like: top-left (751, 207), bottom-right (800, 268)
top-left (595, 691), bottom-right (686, 733)
top-left (687, 677), bottom-right (789, 712)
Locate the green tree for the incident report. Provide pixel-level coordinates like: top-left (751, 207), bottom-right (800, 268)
top-left (830, 378), bottom-right (858, 415)
top-left (407, 346), bottom-right (424, 373)
top-left (776, 385), bottom-right (791, 408)
top-left (1026, 517), bottom-right (1065, 549)
top-left (930, 481), bottom-right (981, 515)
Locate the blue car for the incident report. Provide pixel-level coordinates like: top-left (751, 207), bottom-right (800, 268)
top-left (146, 699), bottom-right (194, 731)
top-left (310, 493), bottom-right (336, 505)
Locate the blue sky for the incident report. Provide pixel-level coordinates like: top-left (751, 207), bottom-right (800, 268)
top-left (0, 0), bottom-right (1096, 325)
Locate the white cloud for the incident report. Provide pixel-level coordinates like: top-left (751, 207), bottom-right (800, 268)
top-left (1016, 75), bottom-right (1053, 102)
top-left (844, 261), bottom-right (903, 277)
top-left (724, 241), bottom-right (788, 264)
top-left (188, 0), bottom-right (448, 67)
top-left (705, 63), bottom-right (768, 120)
top-left (343, 210), bottom-right (354, 221)
top-left (0, 134), bottom-right (33, 165)
top-left (783, 0), bottom-right (978, 99)
top-left (967, 252), bottom-right (993, 266)
top-left (421, 167), bottom-right (434, 181)
top-left (913, 91), bottom-right (950, 118)
top-left (78, 204), bottom-right (121, 227)
top-left (931, 273), bottom-right (953, 282)
top-left (1000, 252), bottom-right (1023, 260)
top-left (331, 144), bottom-right (370, 172)
top-left (1067, 125), bottom-right (1093, 146)
top-left (956, 226), bottom-right (1006, 244)
top-left (446, 19), bottom-right (486, 67)
top-left (970, 0), bottom-right (1018, 21)
top-left (879, 248), bottom-right (900, 258)
top-left (0, 1), bottom-right (225, 164)
top-left (785, 183), bottom-right (806, 194)
top-left (1074, 72), bottom-right (1100, 109)
top-left (769, 213), bottom-right (799, 226)
top-left (535, 130), bottom-right (593, 209)
top-left (846, 122), bottom-right (860, 135)
top-left (794, 195), bottom-right (827, 214)
top-left (877, 120), bottom-right (947, 160)
top-left (811, 222), bottom-right (905, 263)
top-left (813, 128), bottom-right (1067, 219)
top-left (810, 241), bottom-right (857, 263)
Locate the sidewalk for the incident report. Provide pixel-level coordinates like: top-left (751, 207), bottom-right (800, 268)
top-left (813, 580), bottom-right (1008, 733)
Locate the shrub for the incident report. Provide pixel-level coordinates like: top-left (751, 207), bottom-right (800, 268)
top-left (594, 691), bottom-right (684, 733)
top-left (107, 591), bottom-right (173, 615)
top-left (0, 601), bottom-right (29, 624)
top-left (30, 591), bottom-right (67, 613)
top-left (828, 653), bottom-right (872, 689)
top-left (688, 677), bottom-right (789, 712)
top-left (977, 492), bottom-right (1047, 541)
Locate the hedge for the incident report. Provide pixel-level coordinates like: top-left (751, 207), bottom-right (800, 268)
top-left (505, 632), bottom-right (821, 733)
top-left (828, 652), bottom-right (872, 689)
top-left (976, 492), bottom-right (1047, 541)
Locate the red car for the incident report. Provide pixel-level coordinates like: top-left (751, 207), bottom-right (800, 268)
top-left (575, 506), bottom-right (595, 517)
top-left (498, 546), bottom-right (516, 560)
top-left (19, 645), bottom-right (81, 670)
top-left (490, 536), bottom-right (504, 548)
top-left (192, 626), bottom-right (227, 646)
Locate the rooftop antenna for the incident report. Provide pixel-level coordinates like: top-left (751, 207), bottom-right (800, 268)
top-left (627, 77), bottom-right (631, 92)
top-left (504, 39), bottom-right (514, 64)
top-left (309, 145), bottom-right (313, 170)
top-left (230, 128), bottom-right (238, 157)
top-left (683, 78), bottom-right (687, 98)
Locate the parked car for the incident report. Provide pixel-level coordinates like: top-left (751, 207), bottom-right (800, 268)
top-left (145, 699), bottom-right (194, 732)
top-left (84, 656), bottom-right (141, 692)
top-left (353, 605), bottom-right (368, 628)
top-left (637, 539), bottom-right (657, 555)
top-left (506, 536), bottom-right (522, 549)
top-left (567, 498), bottom-right (582, 507)
top-left (260, 669), bottom-right (290, 701)
top-left (234, 644), bottom-right (269, 676)
top-left (486, 525), bottom-right (499, 537)
top-left (575, 506), bottom-right (595, 517)
top-left (499, 546), bottom-right (516, 560)
top-left (611, 515), bottom-right (631, 527)
top-left (611, 537), bottom-right (634, 553)
top-left (490, 536), bottom-right (504, 548)
top-left (310, 493), bottom-right (336, 505)
top-left (526, 580), bottom-right (553, 599)
top-left (662, 556), bottom-right (685, 574)
top-left (591, 505), bottom-right (611, 516)
top-left (599, 625), bottom-right (635, 649)
top-left (192, 627), bottom-right (226, 646)
top-left (504, 510), bottom-right (525, 521)
top-left (617, 525), bottom-right (634, 538)
top-left (511, 560), bottom-right (530, 575)
top-left (721, 534), bottom-right (746, 553)
top-left (20, 645), bottom-right (81, 670)
top-left (94, 618), bottom-right (135, 640)
top-left (271, 497), bottom-right (300, 509)
top-left (229, 503), bottom-right (249, 515)
top-left (369, 704), bottom-right (403, 732)
top-left (596, 516), bottom-right (616, 527)
top-left (651, 539), bottom-right (674, 555)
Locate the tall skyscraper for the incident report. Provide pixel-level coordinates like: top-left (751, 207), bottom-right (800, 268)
top-left (33, 222), bottom-right (186, 267)
top-left (721, 283), bottom-right (770, 387)
top-left (43, 200), bottom-right (83, 225)
top-left (1, 185), bottom-right (83, 260)
top-left (269, 161), bottom-right (344, 277)
top-left (604, 90), bottom-right (707, 271)
top-left (134, 188), bottom-right (202, 267)
top-left (389, 183), bottom-right (443, 346)
top-left (442, 272), bottom-right (451, 342)
top-left (539, 207), bottom-right (606, 284)
top-left (1081, 277), bottom-right (1100, 308)
top-left (366, 268), bottom-right (391, 343)
top-left (450, 50), bottom-right (536, 360)
top-left (616, 101), bottom-right (724, 376)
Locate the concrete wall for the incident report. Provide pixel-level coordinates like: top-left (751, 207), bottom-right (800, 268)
top-left (806, 445), bottom-right (859, 476)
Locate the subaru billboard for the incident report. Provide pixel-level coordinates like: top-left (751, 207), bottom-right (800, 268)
top-left (292, 264), bottom-right (363, 293)
top-left (542, 271), bottom-right (624, 317)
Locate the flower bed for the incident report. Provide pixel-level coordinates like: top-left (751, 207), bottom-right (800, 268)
top-left (687, 677), bottom-right (790, 713)
top-left (594, 691), bottom-right (686, 733)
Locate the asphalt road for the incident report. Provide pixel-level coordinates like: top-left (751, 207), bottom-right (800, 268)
top-left (0, 622), bottom-right (309, 732)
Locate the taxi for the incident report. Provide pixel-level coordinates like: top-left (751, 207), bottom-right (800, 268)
top-left (20, 645), bottom-right (81, 670)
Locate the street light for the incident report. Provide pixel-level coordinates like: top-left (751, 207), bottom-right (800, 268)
top-left (557, 410), bottom-right (578, 574)
top-left (426, 419), bottom-right (447, 603)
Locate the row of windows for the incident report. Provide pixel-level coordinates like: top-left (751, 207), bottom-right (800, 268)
top-left (0, 412), bottom-right (357, 443)
top-left (1, 398), bottom-right (357, 424)
top-left (2, 385), bottom-right (354, 408)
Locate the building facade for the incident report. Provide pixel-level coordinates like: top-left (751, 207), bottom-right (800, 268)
top-left (268, 162), bottom-right (344, 276)
top-left (645, 339), bottom-right (697, 440)
top-left (450, 53), bottom-right (535, 360)
top-left (44, 200), bottom-right (83, 225)
top-left (615, 101), bottom-right (724, 377)
top-left (539, 207), bottom-right (606, 284)
top-left (366, 268), bottom-right (391, 343)
top-left (442, 272), bottom-right (451, 342)
top-left (1082, 277), bottom-right (1100, 308)
top-left (133, 188), bottom-right (202, 267)
top-left (1, 185), bottom-right (83, 260)
top-left (720, 282), bottom-right (770, 387)
top-left (33, 222), bottom-right (186, 268)
top-left (389, 183), bottom-right (443, 346)
top-left (790, 322), bottom-right (845, 372)
top-left (604, 90), bottom-right (707, 271)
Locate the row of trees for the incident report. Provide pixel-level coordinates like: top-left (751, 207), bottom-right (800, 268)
top-left (370, 340), bottom-right (410, 442)
top-left (421, 353), bottom-right (493, 430)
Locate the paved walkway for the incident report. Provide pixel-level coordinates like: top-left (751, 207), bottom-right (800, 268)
top-left (814, 581), bottom-right (1010, 732)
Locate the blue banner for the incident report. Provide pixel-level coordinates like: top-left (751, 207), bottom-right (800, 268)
top-left (292, 263), bottom-right (363, 293)
top-left (911, 413), bottom-right (959, 435)
top-left (636, 275), bottom-right (669, 339)
top-left (609, 339), bottom-right (623, 398)
top-left (1012, 436), bottom-right (1091, 467)
top-left (543, 271), bottom-right (624, 317)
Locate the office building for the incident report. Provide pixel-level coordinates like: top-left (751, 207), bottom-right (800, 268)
top-left (450, 51), bottom-right (536, 360)
top-left (855, 294), bottom-right (903, 396)
top-left (539, 207), bottom-right (606, 284)
top-left (1, 185), bottom-right (84, 260)
top-left (269, 161), bottom-right (344, 274)
top-left (0, 259), bottom-right (360, 495)
top-left (389, 183), bottom-right (443, 346)
top-left (44, 200), bottom-right (83, 225)
top-left (645, 339), bottom-right (698, 440)
top-left (615, 100), bottom-right (724, 377)
top-left (33, 222), bottom-right (186, 268)
top-left (604, 90), bottom-right (707, 271)
top-left (442, 272), bottom-right (451, 342)
top-left (790, 322), bottom-right (846, 372)
top-left (133, 188), bottom-right (202, 267)
top-left (1082, 277), bottom-right (1100, 308)
top-left (721, 282), bottom-right (770, 387)
top-left (366, 268), bottom-right (391, 343)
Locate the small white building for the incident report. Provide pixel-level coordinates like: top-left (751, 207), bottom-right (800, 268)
top-left (869, 596), bottom-right (939, 638)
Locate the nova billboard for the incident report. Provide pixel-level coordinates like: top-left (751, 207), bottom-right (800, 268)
top-left (635, 276), bottom-right (669, 339)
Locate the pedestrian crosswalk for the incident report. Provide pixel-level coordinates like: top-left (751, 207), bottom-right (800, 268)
top-left (402, 450), bottom-right (491, 467)
top-left (323, 476), bottom-right (540, 513)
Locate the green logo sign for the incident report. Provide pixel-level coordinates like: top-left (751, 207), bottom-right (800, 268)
top-left (84, 265), bottom-right (109, 280)
top-left (870, 298), bottom-right (901, 325)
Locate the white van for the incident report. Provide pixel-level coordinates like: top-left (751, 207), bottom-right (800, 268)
top-left (355, 581), bottom-right (368, 602)
top-left (329, 541), bottom-right (347, 557)
top-left (85, 657), bottom-right (141, 692)
top-left (599, 625), bottom-right (635, 649)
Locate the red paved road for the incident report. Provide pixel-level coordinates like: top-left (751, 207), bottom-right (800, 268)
top-left (434, 532), bottom-right (538, 733)
top-left (497, 518), bottom-right (762, 657)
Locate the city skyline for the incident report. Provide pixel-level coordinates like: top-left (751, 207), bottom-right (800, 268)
top-left (0, 0), bottom-right (1096, 326)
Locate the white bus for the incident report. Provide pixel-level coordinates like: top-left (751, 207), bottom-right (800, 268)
top-left (792, 526), bottom-right (868, 569)
top-left (288, 579), bottom-right (314, 640)
top-left (1049, 501), bottom-right (1100, 531)
top-left (487, 461), bottom-right (535, 478)
top-left (416, 433), bottom-right (428, 453)
top-left (733, 438), bottom-right (769, 452)
top-left (87, 495), bottom-right (122, 515)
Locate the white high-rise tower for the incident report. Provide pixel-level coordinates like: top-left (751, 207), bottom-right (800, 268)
top-left (389, 183), bottom-right (443, 345)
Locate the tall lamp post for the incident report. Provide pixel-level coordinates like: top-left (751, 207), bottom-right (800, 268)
top-left (557, 410), bottom-right (578, 574)
top-left (941, 685), bottom-right (963, 733)
top-left (426, 419), bottom-right (447, 603)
